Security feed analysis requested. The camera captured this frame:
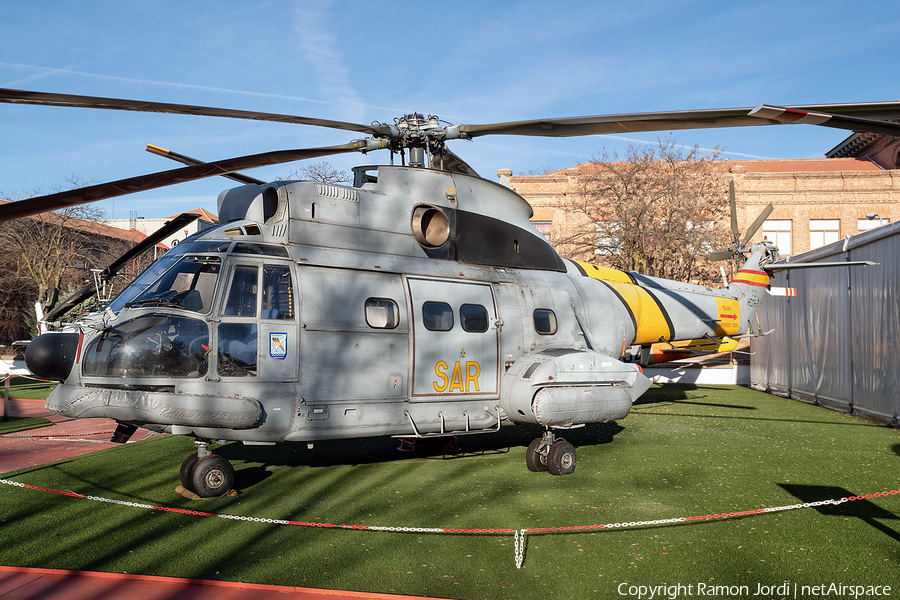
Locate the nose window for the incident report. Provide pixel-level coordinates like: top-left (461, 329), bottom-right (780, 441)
top-left (82, 315), bottom-right (209, 378)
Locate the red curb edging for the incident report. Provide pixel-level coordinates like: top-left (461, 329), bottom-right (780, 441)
top-left (0, 566), bottom-right (448, 599)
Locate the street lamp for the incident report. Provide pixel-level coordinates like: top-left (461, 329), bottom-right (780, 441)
top-left (865, 213), bottom-right (884, 226)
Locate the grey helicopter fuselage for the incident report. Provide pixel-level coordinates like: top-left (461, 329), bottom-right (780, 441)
top-left (31, 163), bottom-right (770, 455)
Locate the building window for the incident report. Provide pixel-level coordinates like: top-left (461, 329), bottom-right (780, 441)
top-left (810, 219), bottom-right (840, 250)
top-left (531, 221), bottom-right (552, 242)
top-left (858, 217), bottom-right (890, 232)
top-left (762, 220), bottom-right (792, 255)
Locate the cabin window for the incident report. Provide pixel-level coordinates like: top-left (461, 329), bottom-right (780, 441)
top-left (224, 265), bottom-right (258, 317)
top-left (218, 323), bottom-right (258, 377)
top-left (533, 309), bottom-right (558, 335)
top-left (460, 304), bottom-right (489, 333)
top-left (365, 298), bottom-right (400, 329)
top-left (423, 302), bottom-right (453, 331)
top-left (262, 265), bottom-right (295, 320)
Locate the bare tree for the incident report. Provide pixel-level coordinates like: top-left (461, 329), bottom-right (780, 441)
top-left (0, 181), bottom-right (142, 341)
top-left (280, 161), bottom-right (351, 184)
top-left (0, 203), bottom-right (108, 309)
top-left (556, 138), bottom-right (731, 285)
top-left (519, 166), bottom-right (558, 176)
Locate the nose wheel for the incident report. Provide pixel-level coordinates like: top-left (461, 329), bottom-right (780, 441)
top-left (179, 441), bottom-right (236, 497)
top-left (526, 429), bottom-right (577, 476)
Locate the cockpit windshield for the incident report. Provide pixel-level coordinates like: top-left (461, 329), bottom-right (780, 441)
top-left (106, 241), bottom-right (231, 314)
top-left (124, 256), bottom-right (221, 313)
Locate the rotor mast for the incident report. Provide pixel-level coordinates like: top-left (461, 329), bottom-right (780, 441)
top-left (354, 113), bottom-right (465, 169)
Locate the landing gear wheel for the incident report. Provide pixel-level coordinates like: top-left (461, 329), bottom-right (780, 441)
top-left (547, 440), bottom-right (577, 476)
top-left (179, 451), bottom-right (200, 489)
top-left (190, 455), bottom-right (235, 497)
top-left (525, 438), bottom-right (548, 472)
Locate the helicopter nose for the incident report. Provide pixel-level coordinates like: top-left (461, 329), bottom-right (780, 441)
top-left (25, 332), bottom-right (81, 381)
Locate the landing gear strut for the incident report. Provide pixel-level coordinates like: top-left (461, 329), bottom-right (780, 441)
top-left (179, 440), bottom-right (236, 497)
top-left (526, 429), bottom-right (576, 476)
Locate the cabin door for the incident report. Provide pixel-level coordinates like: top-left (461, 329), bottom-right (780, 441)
top-left (407, 277), bottom-right (499, 401)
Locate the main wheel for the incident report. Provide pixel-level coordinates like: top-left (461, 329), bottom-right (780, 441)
top-left (190, 454), bottom-right (235, 497)
top-left (525, 438), bottom-right (548, 472)
top-left (179, 451), bottom-right (200, 489)
top-left (547, 440), bottom-right (576, 476)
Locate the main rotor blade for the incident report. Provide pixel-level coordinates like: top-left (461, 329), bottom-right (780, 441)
top-left (0, 88), bottom-right (388, 136)
top-left (100, 212), bottom-right (200, 278)
top-left (743, 203), bottom-right (774, 245)
top-left (0, 143), bottom-right (360, 223)
top-left (42, 213), bottom-right (200, 323)
top-left (729, 181), bottom-right (739, 241)
top-left (458, 101), bottom-right (900, 138)
top-left (146, 145), bottom-right (265, 185)
top-left (749, 105), bottom-right (900, 137)
top-left (430, 146), bottom-right (480, 177)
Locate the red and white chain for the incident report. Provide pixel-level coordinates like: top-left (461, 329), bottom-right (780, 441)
top-left (1, 478), bottom-right (896, 568)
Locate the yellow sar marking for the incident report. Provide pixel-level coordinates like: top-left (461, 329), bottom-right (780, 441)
top-left (434, 360), bottom-right (481, 392)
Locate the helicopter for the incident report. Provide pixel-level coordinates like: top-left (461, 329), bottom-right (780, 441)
top-left (0, 89), bottom-right (896, 497)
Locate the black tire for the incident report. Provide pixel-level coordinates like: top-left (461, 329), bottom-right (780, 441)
top-left (179, 451), bottom-right (200, 490)
top-left (190, 454), bottom-right (235, 497)
top-left (547, 440), bottom-right (577, 476)
top-left (525, 438), bottom-right (548, 472)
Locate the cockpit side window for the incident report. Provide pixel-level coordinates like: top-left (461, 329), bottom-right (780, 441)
top-left (224, 265), bottom-right (258, 318)
top-left (262, 265), bottom-right (295, 320)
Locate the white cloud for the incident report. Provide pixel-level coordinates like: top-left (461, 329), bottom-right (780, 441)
top-left (0, 62), bottom-right (329, 106)
top-left (291, 1), bottom-right (366, 123)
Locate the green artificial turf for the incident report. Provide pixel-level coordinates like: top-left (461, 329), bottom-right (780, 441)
top-left (4, 376), bottom-right (56, 400)
top-left (0, 417), bottom-right (52, 434)
top-left (1, 385), bottom-right (898, 599)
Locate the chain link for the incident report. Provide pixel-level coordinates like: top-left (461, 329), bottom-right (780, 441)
top-left (514, 529), bottom-right (526, 569)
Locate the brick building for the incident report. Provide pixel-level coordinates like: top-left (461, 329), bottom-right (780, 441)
top-left (501, 146), bottom-right (900, 259)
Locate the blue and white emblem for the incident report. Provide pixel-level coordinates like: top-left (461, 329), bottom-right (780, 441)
top-left (269, 332), bottom-right (287, 359)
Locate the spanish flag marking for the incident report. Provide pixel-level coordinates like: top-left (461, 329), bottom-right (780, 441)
top-left (731, 269), bottom-right (769, 288)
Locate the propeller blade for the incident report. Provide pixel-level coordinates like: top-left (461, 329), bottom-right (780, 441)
top-left (146, 145), bottom-right (265, 185)
top-left (708, 250), bottom-right (736, 262)
top-left (0, 88), bottom-right (388, 137)
top-left (749, 105), bottom-right (900, 137)
top-left (742, 203), bottom-right (774, 246)
top-left (41, 213), bottom-right (201, 323)
top-left (729, 181), bottom-right (739, 241)
top-left (457, 101), bottom-right (900, 138)
top-left (0, 143), bottom-right (360, 223)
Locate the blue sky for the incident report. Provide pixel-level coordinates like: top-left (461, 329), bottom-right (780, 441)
top-left (1, 0), bottom-right (898, 220)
